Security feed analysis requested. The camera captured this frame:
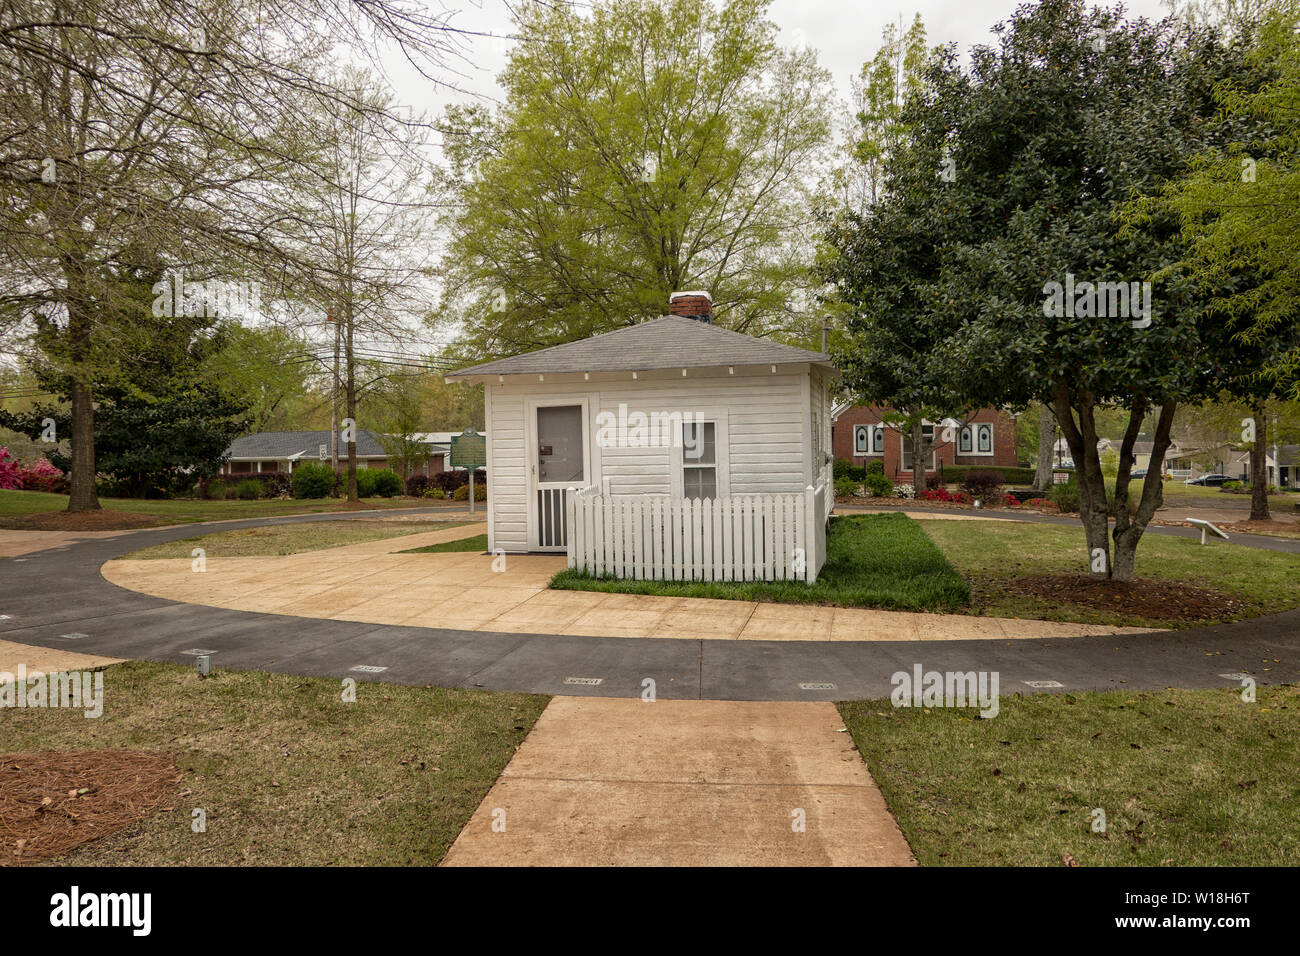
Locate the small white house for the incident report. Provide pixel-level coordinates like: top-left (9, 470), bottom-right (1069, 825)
top-left (446, 292), bottom-right (839, 582)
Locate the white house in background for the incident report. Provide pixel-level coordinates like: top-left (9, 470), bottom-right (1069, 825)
top-left (446, 292), bottom-right (839, 582)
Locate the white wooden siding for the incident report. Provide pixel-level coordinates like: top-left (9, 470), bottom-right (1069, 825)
top-left (485, 369), bottom-right (821, 552)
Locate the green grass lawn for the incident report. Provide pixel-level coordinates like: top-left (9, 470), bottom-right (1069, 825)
top-left (0, 488), bottom-right (457, 525)
top-left (840, 685), bottom-right (1300, 866)
top-left (124, 520), bottom-right (479, 559)
top-left (401, 533), bottom-right (489, 554)
top-left (550, 512), bottom-right (972, 612)
top-left (1, 661), bottom-right (546, 865)
top-left (919, 518), bottom-right (1300, 627)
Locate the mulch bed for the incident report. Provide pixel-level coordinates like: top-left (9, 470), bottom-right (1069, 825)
top-left (0, 510), bottom-right (167, 531)
top-left (0, 750), bottom-right (181, 864)
top-left (999, 574), bottom-right (1249, 620)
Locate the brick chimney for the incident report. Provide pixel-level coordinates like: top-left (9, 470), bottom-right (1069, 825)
top-left (669, 290), bottom-right (712, 323)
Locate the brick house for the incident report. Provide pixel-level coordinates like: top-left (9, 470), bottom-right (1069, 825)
top-left (830, 404), bottom-right (1020, 483)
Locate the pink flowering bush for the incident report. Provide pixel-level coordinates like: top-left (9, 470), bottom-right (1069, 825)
top-left (19, 457), bottom-right (64, 492)
top-left (0, 447), bottom-right (21, 489)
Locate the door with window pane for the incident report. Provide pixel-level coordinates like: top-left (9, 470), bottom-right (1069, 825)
top-left (533, 404), bottom-right (584, 549)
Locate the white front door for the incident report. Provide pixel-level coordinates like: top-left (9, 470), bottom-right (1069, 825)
top-left (529, 402), bottom-right (588, 550)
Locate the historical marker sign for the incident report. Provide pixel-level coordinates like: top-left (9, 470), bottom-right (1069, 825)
top-left (449, 427), bottom-right (486, 470)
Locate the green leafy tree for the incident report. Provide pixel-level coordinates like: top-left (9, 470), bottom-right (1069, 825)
top-left (434, 0), bottom-right (834, 359)
top-left (826, 0), bottom-right (1263, 580)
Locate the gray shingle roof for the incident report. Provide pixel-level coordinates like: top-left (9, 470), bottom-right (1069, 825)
top-left (446, 316), bottom-right (833, 379)
top-left (227, 429), bottom-right (392, 459)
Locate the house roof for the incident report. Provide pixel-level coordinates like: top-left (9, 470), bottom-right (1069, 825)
top-left (445, 315), bottom-right (834, 379)
top-left (226, 430), bottom-right (442, 460)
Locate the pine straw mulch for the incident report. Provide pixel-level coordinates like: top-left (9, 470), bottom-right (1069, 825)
top-left (0, 510), bottom-right (167, 531)
top-left (0, 750), bottom-right (181, 865)
top-left (999, 574), bottom-right (1250, 621)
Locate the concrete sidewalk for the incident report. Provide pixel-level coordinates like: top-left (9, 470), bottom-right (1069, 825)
top-left (102, 524), bottom-right (1154, 642)
top-left (0, 639), bottom-right (124, 676)
top-left (441, 696), bottom-right (916, 866)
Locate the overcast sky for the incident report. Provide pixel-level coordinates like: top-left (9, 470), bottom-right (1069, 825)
top-left (395, 0), bottom-right (1177, 117)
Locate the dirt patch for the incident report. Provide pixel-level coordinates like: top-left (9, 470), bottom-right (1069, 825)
top-left (0, 510), bottom-right (168, 531)
top-left (1, 750), bottom-right (181, 864)
top-left (1000, 573), bottom-right (1249, 621)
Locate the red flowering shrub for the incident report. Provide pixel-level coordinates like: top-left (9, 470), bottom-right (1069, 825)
top-left (0, 447), bottom-right (20, 490)
top-left (18, 457), bottom-right (64, 492)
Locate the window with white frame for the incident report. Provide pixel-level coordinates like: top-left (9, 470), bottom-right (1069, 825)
top-left (853, 423), bottom-right (885, 456)
top-left (682, 421), bottom-right (717, 499)
top-left (960, 423), bottom-right (995, 456)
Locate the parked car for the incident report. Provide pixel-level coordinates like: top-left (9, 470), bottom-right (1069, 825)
top-left (1131, 468), bottom-right (1148, 479)
top-left (1185, 473), bottom-right (1236, 486)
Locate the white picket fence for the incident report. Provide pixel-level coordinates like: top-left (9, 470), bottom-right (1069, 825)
top-left (565, 482), bottom-right (829, 583)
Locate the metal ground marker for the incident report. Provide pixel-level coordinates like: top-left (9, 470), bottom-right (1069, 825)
top-left (563, 676), bottom-right (603, 686)
top-left (58, 632), bottom-right (88, 640)
top-left (350, 665), bottom-right (388, 673)
top-left (1023, 680), bottom-right (1064, 689)
top-left (179, 648), bottom-right (218, 656)
top-left (799, 681), bottom-right (837, 691)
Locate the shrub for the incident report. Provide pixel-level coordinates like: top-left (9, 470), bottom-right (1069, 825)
top-left (1049, 479), bottom-right (1080, 513)
top-left (941, 465), bottom-right (1036, 485)
top-left (863, 472), bottom-right (893, 497)
top-left (925, 473), bottom-right (942, 490)
top-left (834, 477), bottom-right (860, 498)
top-left (833, 458), bottom-right (853, 479)
top-left (866, 460), bottom-right (885, 476)
top-left (371, 468), bottom-right (402, 497)
top-left (422, 487), bottom-right (447, 499)
top-left (0, 447), bottom-right (21, 490)
top-left (432, 468), bottom-right (485, 493)
top-left (354, 467), bottom-right (379, 498)
top-left (204, 479), bottom-right (228, 500)
top-left (406, 473), bottom-right (433, 497)
top-left (234, 479), bottom-right (262, 500)
top-left (961, 468), bottom-right (1005, 501)
top-left (292, 461), bottom-right (336, 499)
top-left (453, 481), bottom-right (487, 501)
top-left (895, 483), bottom-right (915, 499)
top-left (1221, 480), bottom-right (1244, 491)
top-left (17, 457), bottom-right (64, 492)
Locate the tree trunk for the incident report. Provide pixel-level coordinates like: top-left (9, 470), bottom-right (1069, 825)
top-left (1110, 400), bottom-right (1176, 583)
top-left (911, 419), bottom-right (926, 493)
top-left (1033, 403), bottom-right (1056, 492)
top-left (1053, 385), bottom-right (1111, 579)
top-left (1249, 402), bottom-right (1269, 521)
top-left (66, 378), bottom-right (100, 512)
top-left (345, 313), bottom-right (358, 502)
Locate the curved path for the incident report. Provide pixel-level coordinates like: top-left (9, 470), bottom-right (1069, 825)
top-left (1, 507), bottom-right (1296, 701)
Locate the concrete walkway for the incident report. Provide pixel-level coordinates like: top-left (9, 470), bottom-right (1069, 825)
top-left (441, 696), bottom-right (915, 866)
top-left (0, 638), bottom-right (124, 676)
top-left (101, 524), bottom-right (1153, 643)
top-left (0, 528), bottom-right (129, 559)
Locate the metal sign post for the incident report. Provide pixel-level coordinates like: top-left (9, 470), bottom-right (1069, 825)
top-left (449, 427), bottom-right (487, 515)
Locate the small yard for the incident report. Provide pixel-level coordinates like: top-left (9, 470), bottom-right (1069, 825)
top-left (0, 488), bottom-right (463, 529)
top-left (125, 519), bottom-right (479, 559)
top-left (549, 512), bottom-right (1299, 628)
top-left (920, 518), bottom-right (1300, 628)
top-left (840, 685), bottom-right (1300, 866)
top-left (401, 533), bottom-right (489, 554)
top-left (0, 661), bottom-right (546, 866)
top-left (551, 513), bottom-right (972, 612)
